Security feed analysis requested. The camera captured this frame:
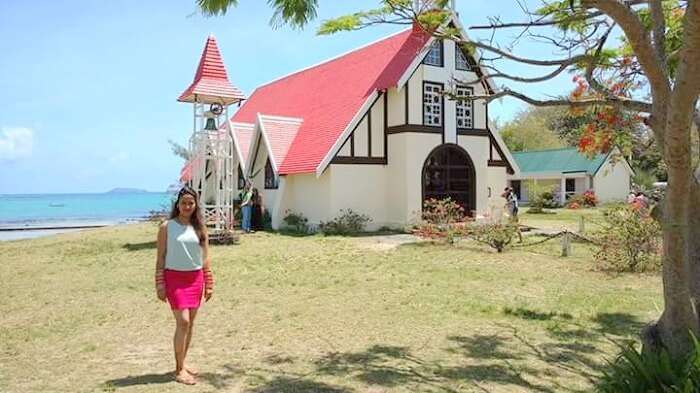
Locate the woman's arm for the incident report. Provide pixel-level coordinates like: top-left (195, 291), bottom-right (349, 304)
top-left (202, 230), bottom-right (214, 301)
top-left (155, 221), bottom-right (167, 301)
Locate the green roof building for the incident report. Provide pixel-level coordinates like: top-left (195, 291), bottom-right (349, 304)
top-left (508, 147), bottom-right (633, 204)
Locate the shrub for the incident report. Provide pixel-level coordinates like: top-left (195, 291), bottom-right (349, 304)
top-left (593, 205), bottom-right (661, 272)
top-left (413, 198), bottom-right (467, 244)
top-left (467, 222), bottom-right (519, 253)
top-left (597, 334), bottom-right (700, 393)
top-left (282, 209), bottom-right (309, 234)
top-left (581, 190), bottom-right (598, 206)
top-left (319, 209), bottom-right (371, 235)
top-left (528, 184), bottom-right (559, 213)
top-left (567, 190), bottom-right (598, 209)
top-left (567, 201), bottom-right (581, 210)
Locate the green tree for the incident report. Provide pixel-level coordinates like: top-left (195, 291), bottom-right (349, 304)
top-left (197, 0), bottom-right (700, 360)
top-left (499, 106), bottom-right (567, 152)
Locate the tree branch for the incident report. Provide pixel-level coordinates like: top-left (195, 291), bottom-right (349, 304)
top-left (649, 0), bottom-right (667, 70)
top-left (582, 0), bottom-right (670, 98)
top-left (453, 87), bottom-right (652, 113)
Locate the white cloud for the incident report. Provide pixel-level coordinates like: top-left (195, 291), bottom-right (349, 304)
top-left (0, 127), bottom-right (34, 161)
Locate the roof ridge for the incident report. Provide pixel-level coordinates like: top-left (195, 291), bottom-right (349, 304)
top-left (255, 27), bottom-right (413, 89)
top-left (512, 147), bottom-right (578, 154)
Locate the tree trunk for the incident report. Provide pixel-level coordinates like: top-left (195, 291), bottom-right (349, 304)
top-left (645, 106), bottom-right (699, 359)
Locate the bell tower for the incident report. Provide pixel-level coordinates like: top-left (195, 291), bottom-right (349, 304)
top-left (178, 34), bottom-right (245, 235)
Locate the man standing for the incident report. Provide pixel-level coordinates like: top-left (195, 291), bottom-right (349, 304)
top-left (240, 180), bottom-right (253, 233)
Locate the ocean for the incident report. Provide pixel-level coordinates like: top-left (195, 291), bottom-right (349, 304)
top-left (0, 192), bottom-right (173, 240)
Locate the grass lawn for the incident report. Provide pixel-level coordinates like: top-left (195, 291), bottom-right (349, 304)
top-left (0, 211), bottom-right (662, 392)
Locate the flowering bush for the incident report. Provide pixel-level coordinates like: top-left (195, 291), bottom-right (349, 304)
top-left (581, 190), bottom-right (598, 206)
top-left (593, 205), bottom-right (661, 272)
top-left (567, 201), bottom-right (581, 210)
top-left (413, 198), bottom-right (467, 244)
top-left (566, 190), bottom-right (597, 209)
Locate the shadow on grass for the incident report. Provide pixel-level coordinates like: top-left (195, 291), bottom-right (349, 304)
top-left (122, 241), bottom-right (156, 251)
top-left (592, 312), bottom-right (646, 337)
top-left (103, 372), bottom-right (172, 387)
top-left (247, 376), bottom-right (351, 393)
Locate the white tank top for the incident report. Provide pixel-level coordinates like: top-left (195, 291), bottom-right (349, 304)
top-left (165, 219), bottom-right (203, 271)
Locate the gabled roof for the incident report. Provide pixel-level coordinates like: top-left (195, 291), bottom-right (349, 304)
top-left (178, 35), bottom-right (246, 105)
top-left (512, 147), bottom-right (609, 175)
top-left (230, 122), bottom-right (254, 170)
top-left (231, 26), bottom-right (431, 175)
top-left (250, 115), bottom-right (304, 174)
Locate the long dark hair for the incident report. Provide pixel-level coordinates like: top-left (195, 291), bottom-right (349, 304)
top-left (169, 186), bottom-right (206, 245)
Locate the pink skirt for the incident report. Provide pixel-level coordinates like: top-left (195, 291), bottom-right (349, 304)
top-left (164, 269), bottom-right (204, 310)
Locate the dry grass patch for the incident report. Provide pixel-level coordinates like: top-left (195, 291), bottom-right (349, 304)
top-left (0, 222), bottom-right (661, 392)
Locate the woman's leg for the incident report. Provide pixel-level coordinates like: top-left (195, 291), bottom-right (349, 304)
top-left (183, 307), bottom-right (199, 375)
top-left (172, 309), bottom-right (196, 384)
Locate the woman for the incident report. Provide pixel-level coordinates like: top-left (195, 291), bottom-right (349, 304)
top-left (251, 188), bottom-right (264, 231)
top-left (155, 187), bottom-right (214, 385)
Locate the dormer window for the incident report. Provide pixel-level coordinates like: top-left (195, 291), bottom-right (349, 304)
top-left (455, 45), bottom-right (473, 71)
top-left (422, 40), bottom-right (443, 67)
top-left (264, 158), bottom-right (278, 189)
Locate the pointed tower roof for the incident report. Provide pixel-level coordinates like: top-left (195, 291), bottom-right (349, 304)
top-left (178, 34), bottom-right (246, 105)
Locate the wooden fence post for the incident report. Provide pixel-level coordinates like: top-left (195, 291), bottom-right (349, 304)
top-left (561, 232), bottom-right (572, 257)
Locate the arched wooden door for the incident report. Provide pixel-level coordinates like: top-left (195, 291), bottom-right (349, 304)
top-left (422, 144), bottom-right (476, 214)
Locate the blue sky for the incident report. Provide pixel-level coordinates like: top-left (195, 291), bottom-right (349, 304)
top-left (0, 1), bottom-right (575, 194)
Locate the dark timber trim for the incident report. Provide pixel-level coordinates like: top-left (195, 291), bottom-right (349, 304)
top-left (487, 160), bottom-right (508, 167)
top-left (457, 128), bottom-right (489, 136)
top-left (404, 83), bottom-right (409, 125)
top-left (383, 91), bottom-right (388, 161)
top-left (387, 125), bottom-right (444, 135)
top-left (367, 106), bottom-right (372, 157)
top-left (487, 132), bottom-right (515, 175)
top-left (331, 156), bottom-right (387, 165)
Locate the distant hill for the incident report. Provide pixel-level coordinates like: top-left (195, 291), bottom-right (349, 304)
top-left (107, 188), bottom-right (149, 194)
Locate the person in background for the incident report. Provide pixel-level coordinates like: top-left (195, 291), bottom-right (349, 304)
top-left (251, 188), bottom-right (264, 232)
top-left (240, 181), bottom-right (253, 233)
top-left (502, 186), bottom-right (523, 243)
top-left (155, 187), bottom-right (214, 385)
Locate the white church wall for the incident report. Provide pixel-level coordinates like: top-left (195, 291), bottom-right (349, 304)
top-left (457, 134), bottom-right (490, 214)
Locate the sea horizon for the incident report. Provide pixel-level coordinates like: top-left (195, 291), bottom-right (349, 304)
top-left (0, 191), bottom-right (174, 230)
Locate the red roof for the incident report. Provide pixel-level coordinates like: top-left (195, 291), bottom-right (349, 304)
top-left (231, 122), bottom-right (254, 165)
top-left (257, 115), bottom-right (303, 171)
top-left (178, 35), bottom-right (246, 105)
top-left (231, 27), bottom-right (430, 174)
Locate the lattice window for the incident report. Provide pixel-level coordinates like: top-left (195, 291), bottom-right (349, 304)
top-left (264, 158), bottom-right (277, 189)
top-left (423, 83), bottom-right (443, 126)
top-left (422, 40), bottom-right (443, 66)
top-left (455, 86), bottom-right (473, 129)
top-left (455, 45), bottom-right (472, 71)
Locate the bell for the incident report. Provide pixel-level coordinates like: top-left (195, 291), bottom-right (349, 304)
top-left (204, 117), bottom-right (217, 131)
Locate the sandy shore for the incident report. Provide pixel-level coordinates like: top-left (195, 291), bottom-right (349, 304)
top-left (0, 220), bottom-right (128, 241)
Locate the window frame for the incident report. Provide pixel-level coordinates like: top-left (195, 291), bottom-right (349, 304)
top-left (455, 85), bottom-right (474, 129)
top-left (422, 81), bottom-right (445, 128)
top-left (264, 158), bottom-right (278, 190)
top-left (237, 165), bottom-right (245, 190)
top-left (455, 44), bottom-right (473, 71)
top-left (422, 40), bottom-right (444, 67)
